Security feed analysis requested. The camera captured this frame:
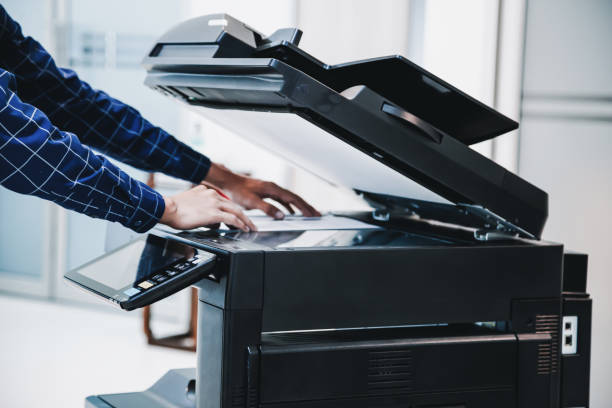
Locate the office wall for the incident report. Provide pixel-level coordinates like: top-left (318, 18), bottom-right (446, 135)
top-left (519, 1), bottom-right (612, 406)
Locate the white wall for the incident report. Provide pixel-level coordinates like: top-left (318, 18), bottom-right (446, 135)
top-left (296, 0), bottom-right (410, 65)
top-left (420, 0), bottom-right (500, 158)
top-left (519, 1), bottom-right (612, 406)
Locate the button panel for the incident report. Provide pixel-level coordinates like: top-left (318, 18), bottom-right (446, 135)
top-left (129, 250), bottom-right (216, 297)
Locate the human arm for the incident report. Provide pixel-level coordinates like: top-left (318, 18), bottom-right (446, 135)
top-left (0, 69), bottom-right (252, 233)
top-left (0, 5), bottom-right (318, 222)
top-left (0, 5), bottom-right (210, 184)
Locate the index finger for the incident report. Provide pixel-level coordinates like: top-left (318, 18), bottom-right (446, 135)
top-left (266, 186), bottom-right (320, 217)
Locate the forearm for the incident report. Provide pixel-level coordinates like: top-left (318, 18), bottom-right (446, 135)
top-left (204, 162), bottom-right (242, 188)
top-left (0, 6), bottom-right (211, 184)
top-left (73, 95), bottom-right (212, 184)
top-left (0, 71), bottom-right (165, 233)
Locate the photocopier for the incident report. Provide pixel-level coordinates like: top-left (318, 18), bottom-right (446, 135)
top-left (70, 14), bottom-right (592, 408)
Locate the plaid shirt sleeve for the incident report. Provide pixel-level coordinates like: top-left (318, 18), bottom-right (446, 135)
top-left (0, 5), bottom-right (213, 232)
top-left (0, 69), bottom-right (164, 232)
top-left (0, 6), bottom-right (211, 185)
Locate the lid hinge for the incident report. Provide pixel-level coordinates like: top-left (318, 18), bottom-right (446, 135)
top-left (372, 209), bottom-right (390, 222)
top-left (459, 204), bottom-right (536, 241)
top-left (473, 229), bottom-right (521, 242)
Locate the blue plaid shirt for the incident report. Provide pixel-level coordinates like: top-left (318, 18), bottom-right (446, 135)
top-left (0, 6), bottom-right (211, 232)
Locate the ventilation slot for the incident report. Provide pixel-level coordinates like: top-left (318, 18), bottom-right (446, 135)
top-left (231, 385), bottom-right (245, 407)
top-left (535, 314), bottom-right (560, 374)
top-left (537, 343), bottom-right (552, 375)
top-left (367, 349), bottom-right (413, 395)
top-left (247, 386), bottom-right (258, 408)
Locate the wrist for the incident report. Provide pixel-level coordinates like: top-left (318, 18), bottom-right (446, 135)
top-left (205, 163), bottom-right (242, 189)
top-left (160, 196), bottom-right (178, 225)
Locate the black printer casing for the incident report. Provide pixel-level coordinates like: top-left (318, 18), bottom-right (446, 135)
top-left (149, 226), bottom-right (590, 408)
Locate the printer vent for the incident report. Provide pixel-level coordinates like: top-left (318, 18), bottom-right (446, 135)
top-left (367, 349), bottom-right (413, 395)
top-left (247, 386), bottom-right (258, 408)
top-left (535, 314), bottom-right (560, 374)
top-left (537, 343), bottom-right (552, 375)
top-left (231, 385), bottom-right (245, 407)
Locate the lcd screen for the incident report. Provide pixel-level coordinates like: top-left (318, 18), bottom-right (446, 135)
top-left (75, 235), bottom-right (196, 291)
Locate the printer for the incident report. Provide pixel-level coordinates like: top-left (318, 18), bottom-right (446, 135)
top-left (74, 14), bottom-right (592, 408)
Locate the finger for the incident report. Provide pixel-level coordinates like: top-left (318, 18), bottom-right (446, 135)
top-left (255, 199), bottom-right (285, 220)
top-left (263, 184), bottom-right (318, 216)
top-left (275, 199), bottom-right (295, 215)
top-left (288, 193), bottom-right (320, 217)
top-left (215, 195), bottom-right (258, 231)
top-left (287, 196), bottom-right (318, 217)
top-left (216, 211), bottom-right (249, 232)
top-left (219, 202), bottom-right (257, 232)
top-left (209, 191), bottom-right (257, 231)
top-left (264, 185), bottom-right (320, 217)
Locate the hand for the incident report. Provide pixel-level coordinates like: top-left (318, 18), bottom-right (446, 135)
top-left (204, 163), bottom-right (321, 219)
top-left (160, 185), bottom-right (256, 232)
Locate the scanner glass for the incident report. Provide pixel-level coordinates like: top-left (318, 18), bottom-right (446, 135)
top-left (215, 228), bottom-right (452, 248)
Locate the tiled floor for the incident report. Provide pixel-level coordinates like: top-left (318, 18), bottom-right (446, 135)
top-left (0, 294), bottom-right (196, 407)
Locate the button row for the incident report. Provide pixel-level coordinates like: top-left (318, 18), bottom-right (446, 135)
top-left (134, 256), bottom-right (203, 291)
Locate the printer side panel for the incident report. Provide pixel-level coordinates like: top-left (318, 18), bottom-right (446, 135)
top-left (560, 252), bottom-right (592, 408)
top-left (561, 295), bottom-right (592, 407)
top-left (512, 297), bottom-right (564, 407)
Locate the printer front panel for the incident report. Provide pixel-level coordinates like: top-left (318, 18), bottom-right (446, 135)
top-left (195, 249), bottom-right (266, 408)
top-left (261, 243), bottom-right (563, 332)
top-left (258, 332), bottom-right (518, 406)
top-left (248, 327), bottom-right (555, 408)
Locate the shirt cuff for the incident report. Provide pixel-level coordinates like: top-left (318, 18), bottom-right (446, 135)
top-left (124, 182), bottom-right (166, 233)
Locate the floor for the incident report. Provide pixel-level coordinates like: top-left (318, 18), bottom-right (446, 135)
top-left (0, 294), bottom-right (196, 408)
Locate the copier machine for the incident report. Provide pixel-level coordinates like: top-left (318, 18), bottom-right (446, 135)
top-left (73, 14), bottom-right (592, 408)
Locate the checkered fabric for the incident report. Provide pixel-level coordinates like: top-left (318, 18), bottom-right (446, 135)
top-left (0, 5), bottom-right (211, 232)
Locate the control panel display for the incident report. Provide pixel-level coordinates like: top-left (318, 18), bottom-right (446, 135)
top-left (64, 234), bottom-right (216, 310)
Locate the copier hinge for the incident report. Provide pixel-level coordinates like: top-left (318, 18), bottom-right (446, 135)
top-left (372, 209), bottom-right (390, 222)
top-left (460, 204), bottom-right (536, 241)
top-left (473, 229), bottom-right (520, 242)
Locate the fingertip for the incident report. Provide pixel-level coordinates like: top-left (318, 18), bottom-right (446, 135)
top-left (274, 211), bottom-right (284, 220)
top-left (307, 206), bottom-right (322, 217)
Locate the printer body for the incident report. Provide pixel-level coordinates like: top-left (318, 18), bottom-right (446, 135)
top-left (80, 14), bottom-right (592, 408)
top-left (181, 229), bottom-right (588, 408)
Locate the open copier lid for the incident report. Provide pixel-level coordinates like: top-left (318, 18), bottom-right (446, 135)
top-left (142, 14), bottom-right (548, 239)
